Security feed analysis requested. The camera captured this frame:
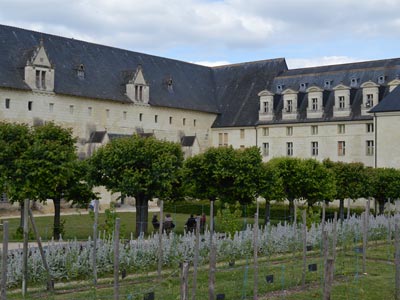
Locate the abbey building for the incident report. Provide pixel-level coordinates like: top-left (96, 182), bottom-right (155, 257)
top-left (1, 24), bottom-right (400, 175)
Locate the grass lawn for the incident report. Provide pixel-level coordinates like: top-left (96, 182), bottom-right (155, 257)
top-left (0, 211), bottom-right (205, 241)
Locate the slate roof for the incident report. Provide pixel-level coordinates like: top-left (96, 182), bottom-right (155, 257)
top-left (211, 59), bottom-right (288, 127)
top-left (88, 131), bottom-right (107, 143)
top-left (370, 85), bottom-right (400, 113)
top-left (181, 136), bottom-right (196, 147)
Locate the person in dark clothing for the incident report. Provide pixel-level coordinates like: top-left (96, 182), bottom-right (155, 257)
top-left (152, 214), bottom-right (160, 231)
top-left (163, 213), bottom-right (175, 234)
top-left (200, 213), bottom-right (206, 233)
top-left (185, 214), bottom-right (197, 233)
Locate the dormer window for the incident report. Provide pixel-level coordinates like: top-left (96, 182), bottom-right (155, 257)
top-left (339, 96), bottom-right (345, 109)
top-left (135, 85), bottom-right (144, 101)
top-left (350, 77), bottom-right (359, 87)
top-left (167, 77), bottom-right (174, 93)
top-left (365, 94), bottom-right (374, 108)
top-left (262, 101), bottom-right (269, 113)
top-left (299, 82), bottom-right (308, 91)
top-left (77, 64), bottom-right (85, 79)
top-left (126, 65), bottom-right (149, 104)
top-left (276, 84), bottom-right (284, 93)
top-left (378, 75), bottom-right (385, 84)
top-left (286, 100), bottom-right (293, 112)
top-left (35, 70), bottom-right (46, 89)
top-left (311, 98), bottom-right (318, 111)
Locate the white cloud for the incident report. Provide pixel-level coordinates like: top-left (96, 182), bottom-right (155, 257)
top-left (192, 60), bottom-right (231, 67)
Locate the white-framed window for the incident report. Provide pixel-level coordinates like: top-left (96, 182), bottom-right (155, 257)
top-left (286, 142), bottom-right (293, 156)
top-left (311, 125), bottom-right (318, 135)
top-left (5, 98), bottom-right (10, 109)
top-left (366, 94), bottom-right (374, 108)
top-left (224, 133), bottom-right (228, 146)
top-left (219, 133), bottom-right (228, 147)
top-left (286, 126), bottom-right (293, 136)
top-left (183, 118), bottom-right (186, 126)
top-left (169, 116), bottom-right (173, 124)
top-left (338, 141), bottom-right (345, 156)
top-left (286, 100), bottom-right (293, 112)
top-left (28, 101), bottom-right (33, 111)
top-left (262, 127), bottom-right (269, 136)
top-left (139, 113), bottom-right (143, 122)
top-left (262, 142), bottom-right (269, 156)
top-left (366, 140), bottom-right (374, 156)
top-left (262, 101), bottom-right (269, 113)
top-left (366, 123), bottom-right (374, 133)
top-left (311, 98), bottom-right (318, 111)
top-left (155, 115), bottom-right (158, 123)
top-left (338, 96), bottom-right (345, 109)
top-left (338, 124), bottom-right (345, 134)
top-left (240, 129), bottom-right (245, 139)
top-left (135, 85), bottom-right (144, 101)
top-left (311, 141), bottom-right (319, 156)
top-left (49, 103), bottom-right (54, 112)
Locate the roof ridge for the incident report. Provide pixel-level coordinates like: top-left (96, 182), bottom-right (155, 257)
top-left (211, 58), bottom-right (286, 69)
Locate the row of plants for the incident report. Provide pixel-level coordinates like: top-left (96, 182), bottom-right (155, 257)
top-left (2, 213), bottom-right (396, 287)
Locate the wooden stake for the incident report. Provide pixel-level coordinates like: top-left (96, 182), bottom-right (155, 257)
top-left (347, 198), bottom-right (351, 220)
top-left (362, 212), bottom-right (367, 274)
top-left (93, 200), bottom-right (99, 287)
top-left (28, 209), bottom-right (53, 292)
top-left (114, 218), bottom-right (120, 300)
top-left (180, 262), bottom-right (189, 300)
top-left (302, 210), bottom-right (307, 287)
top-left (395, 223), bottom-right (400, 300)
top-left (332, 212), bottom-right (338, 262)
top-left (158, 200), bottom-right (164, 279)
top-left (322, 230), bottom-right (329, 299)
top-left (191, 216), bottom-right (200, 300)
top-left (208, 200), bottom-right (215, 300)
top-left (323, 259), bottom-right (334, 300)
top-left (22, 199), bottom-right (29, 297)
top-left (321, 202), bottom-right (326, 233)
top-left (1, 221), bottom-right (8, 300)
top-left (253, 212), bottom-right (259, 300)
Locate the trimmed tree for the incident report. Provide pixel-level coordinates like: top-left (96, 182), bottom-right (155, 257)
top-left (88, 134), bottom-right (183, 236)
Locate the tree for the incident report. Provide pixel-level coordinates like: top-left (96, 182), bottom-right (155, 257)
top-left (18, 123), bottom-right (94, 239)
top-left (88, 135), bottom-right (183, 236)
top-left (366, 167), bottom-right (400, 214)
top-left (258, 162), bottom-right (285, 224)
top-left (323, 159), bottom-right (366, 221)
top-left (0, 122), bottom-right (32, 229)
top-left (183, 146), bottom-right (263, 205)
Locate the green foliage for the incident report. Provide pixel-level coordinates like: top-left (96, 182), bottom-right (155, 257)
top-left (12, 226), bottom-right (34, 240)
top-left (215, 202), bottom-right (243, 235)
top-left (297, 208), bottom-right (321, 228)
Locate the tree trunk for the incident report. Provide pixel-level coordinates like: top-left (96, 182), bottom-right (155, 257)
top-left (53, 198), bottom-right (61, 240)
top-left (19, 201), bottom-right (24, 230)
top-left (339, 199), bottom-right (344, 223)
top-left (288, 198), bottom-right (294, 222)
top-left (264, 200), bottom-right (271, 225)
top-left (378, 198), bottom-right (385, 215)
top-left (135, 194), bottom-right (148, 237)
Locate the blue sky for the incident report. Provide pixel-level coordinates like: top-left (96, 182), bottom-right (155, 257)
top-left (1, 0), bottom-right (400, 69)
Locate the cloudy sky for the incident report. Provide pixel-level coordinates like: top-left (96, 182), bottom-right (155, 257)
top-left (1, 0), bottom-right (400, 69)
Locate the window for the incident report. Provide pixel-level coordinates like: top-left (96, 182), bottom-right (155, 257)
top-left (193, 119), bottom-right (196, 127)
top-left (366, 140), bottom-right (374, 156)
top-left (41, 71), bottom-right (46, 89)
top-left (135, 85), bottom-right (143, 101)
top-left (262, 127), bottom-right (269, 136)
top-left (183, 118), bottom-right (186, 126)
top-left (311, 98), bottom-right (318, 111)
top-left (277, 84), bottom-right (284, 93)
top-left (240, 145), bottom-right (245, 149)
top-left (286, 142), bottom-right (293, 156)
top-left (5, 98), bottom-right (10, 109)
top-left (262, 101), bottom-right (269, 113)
top-left (338, 124), bottom-right (345, 134)
top-left (311, 125), bottom-right (318, 135)
top-left (139, 113), bottom-right (143, 122)
top-left (35, 70), bottom-right (40, 88)
top-left (350, 77), bottom-right (359, 87)
top-left (366, 94), bottom-right (373, 108)
top-left (300, 82), bottom-right (308, 91)
top-left (88, 107), bottom-right (92, 116)
top-left (28, 101), bottom-right (33, 111)
top-left (366, 123), bottom-right (374, 133)
top-left (169, 116), bottom-right (172, 124)
top-left (262, 142), bottom-right (269, 156)
top-left (324, 80), bottom-right (332, 89)
top-left (155, 115), bottom-right (158, 123)
top-left (338, 141), bottom-right (345, 156)
top-left (286, 100), bottom-right (293, 112)
top-left (240, 129), bottom-right (245, 139)
top-left (106, 109), bottom-right (110, 118)
top-left (286, 126), bottom-right (293, 136)
top-left (378, 75), bottom-right (385, 84)
top-left (35, 70), bottom-right (46, 89)
top-left (123, 111), bottom-right (127, 120)
top-left (70, 105), bottom-right (74, 114)
top-left (338, 96), bottom-right (345, 109)
top-left (223, 133), bottom-right (228, 146)
top-left (219, 133), bottom-right (229, 147)
top-left (49, 103), bottom-right (54, 112)
top-left (77, 65), bottom-right (85, 79)
top-left (311, 141), bottom-right (318, 156)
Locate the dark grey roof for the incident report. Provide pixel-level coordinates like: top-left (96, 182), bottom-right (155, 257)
top-left (88, 131), bottom-right (107, 143)
top-left (108, 133), bottom-right (133, 141)
top-left (211, 59), bottom-right (288, 127)
top-left (370, 85), bottom-right (400, 113)
top-left (181, 136), bottom-right (196, 147)
top-left (0, 24), bottom-right (218, 113)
